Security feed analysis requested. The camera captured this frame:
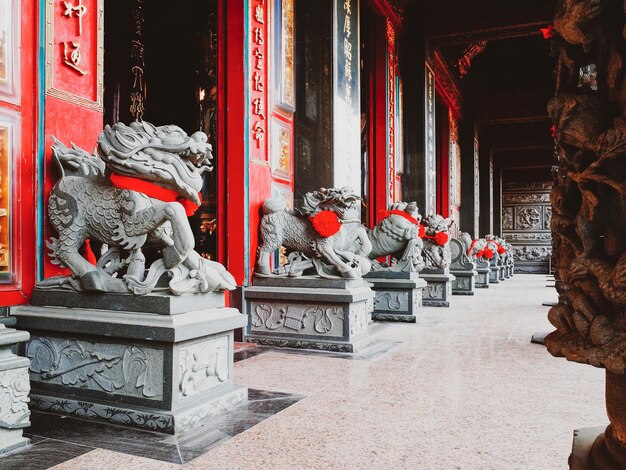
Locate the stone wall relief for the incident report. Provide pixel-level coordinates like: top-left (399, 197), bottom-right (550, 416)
top-left (502, 207), bottom-right (514, 230)
top-left (515, 206), bottom-right (543, 230)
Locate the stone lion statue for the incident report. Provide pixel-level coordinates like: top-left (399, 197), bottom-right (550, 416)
top-left (421, 214), bottom-right (452, 270)
top-left (38, 121), bottom-right (236, 295)
top-left (366, 201), bottom-right (425, 273)
top-left (255, 187), bottom-right (372, 279)
top-left (460, 232), bottom-right (488, 259)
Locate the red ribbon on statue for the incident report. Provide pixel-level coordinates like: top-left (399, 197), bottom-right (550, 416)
top-left (420, 227), bottom-right (449, 246)
top-left (467, 239), bottom-right (477, 256)
top-left (110, 173), bottom-right (202, 217)
top-left (483, 247), bottom-right (495, 259)
top-left (493, 241), bottom-right (507, 255)
top-left (309, 210), bottom-right (342, 238)
top-left (380, 209), bottom-right (426, 238)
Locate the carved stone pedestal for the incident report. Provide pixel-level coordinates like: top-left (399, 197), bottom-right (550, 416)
top-left (475, 260), bottom-right (490, 288)
top-left (420, 269), bottom-right (455, 307)
top-left (451, 269), bottom-right (477, 295)
top-left (489, 260), bottom-right (500, 284)
top-left (0, 325), bottom-right (31, 455)
top-left (364, 272), bottom-right (426, 322)
top-left (498, 265), bottom-right (506, 281)
top-left (244, 276), bottom-right (374, 352)
top-left (449, 238), bottom-right (477, 296)
top-left (12, 290), bottom-right (247, 435)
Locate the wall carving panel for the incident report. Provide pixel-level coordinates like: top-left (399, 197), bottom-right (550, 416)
top-left (501, 183), bottom-right (551, 273)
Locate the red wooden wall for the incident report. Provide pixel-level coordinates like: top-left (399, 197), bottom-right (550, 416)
top-left (0, 0), bottom-right (38, 305)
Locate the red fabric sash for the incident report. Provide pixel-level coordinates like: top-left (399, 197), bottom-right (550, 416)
top-left (467, 239), bottom-right (477, 255)
top-left (110, 173), bottom-right (201, 216)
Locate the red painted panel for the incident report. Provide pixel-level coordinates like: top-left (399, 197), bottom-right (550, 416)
top-left (372, 16), bottom-right (388, 225)
top-left (223, 0), bottom-right (247, 284)
top-left (50, 0), bottom-right (99, 101)
top-left (0, 0), bottom-right (38, 305)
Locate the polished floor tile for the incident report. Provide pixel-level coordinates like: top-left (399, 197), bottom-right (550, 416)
top-left (3, 275), bottom-right (609, 469)
top-left (0, 439), bottom-right (94, 470)
top-left (1, 389), bottom-right (303, 466)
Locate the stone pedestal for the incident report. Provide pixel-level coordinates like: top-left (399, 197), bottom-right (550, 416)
top-left (364, 272), bottom-right (426, 322)
top-left (244, 276), bottom-right (374, 352)
top-left (12, 290), bottom-right (247, 435)
top-left (498, 265), bottom-right (506, 281)
top-left (0, 325), bottom-right (31, 455)
top-left (420, 269), bottom-right (455, 307)
top-left (449, 238), bottom-right (477, 296)
top-left (451, 269), bottom-right (477, 295)
top-left (475, 260), bottom-right (490, 288)
top-left (489, 259), bottom-right (500, 284)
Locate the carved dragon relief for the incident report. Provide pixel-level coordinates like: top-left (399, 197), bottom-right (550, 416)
top-left (546, 2), bottom-right (626, 464)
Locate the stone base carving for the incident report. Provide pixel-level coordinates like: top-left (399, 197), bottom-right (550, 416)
top-left (475, 266), bottom-right (490, 288)
top-left (451, 269), bottom-right (477, 296)
top-left (364, 272), bottom-right (426, 322)
top-left (420, 269), bottom-right (455, 307)
top-left (0, 325), bottom-right (31, 455)
top-left (498, 266), bottom-right (506, 281)
top-left (489, 267), bottom-right (500, 284)
top-left (12, 300), bottom-right (247, 434)
top-left (244, 276), bottom-right (374, 352)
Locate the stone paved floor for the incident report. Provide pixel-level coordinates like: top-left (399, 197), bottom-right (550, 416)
top-left (14, 275), bottom-right (611, 468)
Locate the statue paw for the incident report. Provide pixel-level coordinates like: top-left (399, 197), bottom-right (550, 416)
top-left (163, 245), bottom-right (185, 269)
top-left (79, 270), bottom-right (106, 292)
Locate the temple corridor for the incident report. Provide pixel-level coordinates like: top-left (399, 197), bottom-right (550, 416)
top-left (1, 275), bottom-right (605, 469)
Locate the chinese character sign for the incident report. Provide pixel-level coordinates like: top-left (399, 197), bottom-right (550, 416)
top-left (250, 0), bottom-right (268, 157)
top-left (45, 0), bottom-right (103, 110)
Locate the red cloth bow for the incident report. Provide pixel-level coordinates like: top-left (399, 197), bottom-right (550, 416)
top-left (110, 173), bottom-right (201, 216)
top-left (310, 210), bottom-right (342, 238)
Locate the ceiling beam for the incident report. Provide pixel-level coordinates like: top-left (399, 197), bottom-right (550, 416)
top-left (430, 21), bottom-right (550, 47)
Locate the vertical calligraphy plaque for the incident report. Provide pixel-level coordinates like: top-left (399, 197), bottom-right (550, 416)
top-left (424, 62), bottom-right (436, 216)
top-left (333, 0), bottom-right (360, 195)
top-left (45, 0), bottom-right (104, 110)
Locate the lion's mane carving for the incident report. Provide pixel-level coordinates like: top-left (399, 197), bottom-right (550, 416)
top-left (38, 121), bottom-right (236, 296)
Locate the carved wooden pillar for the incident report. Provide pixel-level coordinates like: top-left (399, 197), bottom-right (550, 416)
top-left (544, 0), bottom-right (626, 467)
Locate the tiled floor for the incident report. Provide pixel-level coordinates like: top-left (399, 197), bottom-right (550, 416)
top-left (1, 275), bottom-right (608, 469)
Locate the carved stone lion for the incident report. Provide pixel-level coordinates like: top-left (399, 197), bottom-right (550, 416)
top-left (421, 214), bottom-right (452, 270)
top-left (38, 121), bottom-right (236, 295)
top-left (366, 202), bottom-right (425, 273)
top-left (255, 187), bottom-right (372, 279)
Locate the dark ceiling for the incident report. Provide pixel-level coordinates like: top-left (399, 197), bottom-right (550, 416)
top-left (423, 1), bottom-right (557, 170)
